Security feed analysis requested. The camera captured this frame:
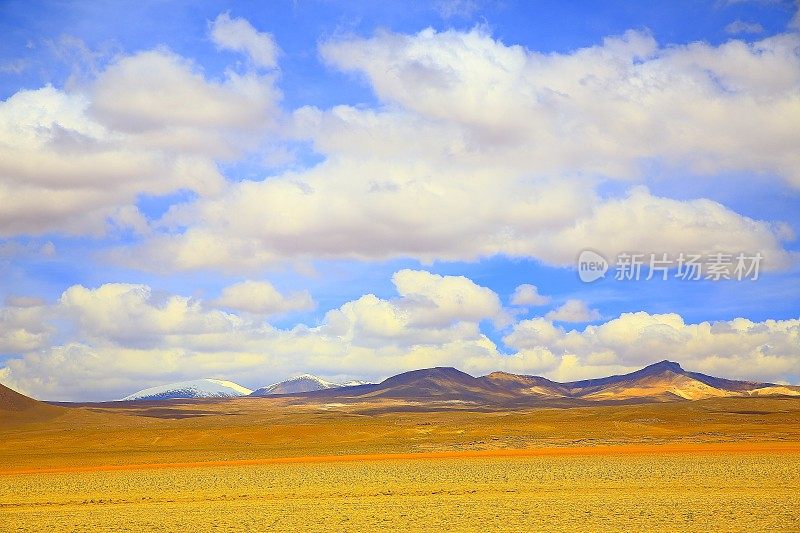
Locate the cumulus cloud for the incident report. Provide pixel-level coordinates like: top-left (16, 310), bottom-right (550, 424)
top-left (1, 271), bottom-right (798, 400)
top-left (503, 312), bottom-right (800, 384)
top-left (535, 187), bottom-right (795, 270)
top-left (210, 12), bottom-right (278, 69)
top-left (510, 284), bottom-right (550, 306)
top-left (0, 32), bottom-right (280, 237)
top-left (213, 280), bottom-right (314, 315)
top-left (59, 283), bottom-right (243, 347)
top-left (0, 302), bottom-right (51, 353)
top-left (1, 19), bottom-right (799, 400)
top-left (125, 172), bottom-right (793, 272)
top-left (118, 27), bottom-right (798, 272)
top-left (544, 299), bottom-right (601, 323)
top-left (0, 270), bottom-right (504, 400)
top-left (90, 49), bottom-right (277, 136)
top-left (391, 269), bottom-right (503, 327)
top-left (320, 28), bottom-right (800, 184)
top-left (0, 20), bottom-right (797, 273)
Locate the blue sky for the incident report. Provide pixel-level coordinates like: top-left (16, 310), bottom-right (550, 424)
top-left (0, 0), bottom-right (799, 400)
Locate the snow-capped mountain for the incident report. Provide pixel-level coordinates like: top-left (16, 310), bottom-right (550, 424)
top-left (121, 379), bottom-right (252, 401)
top-left (250, 374), bottom-right (370, 396)
top-left (341, 380), bottom-right (372, 387)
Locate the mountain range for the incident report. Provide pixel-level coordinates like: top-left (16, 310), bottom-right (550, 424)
top-left (110, 360), bottom-right (800, 405)
top-left (120, 374), bottom-right (372, 401)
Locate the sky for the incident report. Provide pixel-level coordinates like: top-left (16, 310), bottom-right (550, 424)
top-left (0, 0), bottom-right (799, 401)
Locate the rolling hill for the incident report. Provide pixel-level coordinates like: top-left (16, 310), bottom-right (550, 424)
top-left (289, 360), bottom-right (800, 405)
top-left (0, 382), bottom-right (63, 422)
top-left (0, 382), bottom-right (42, 411)
top-left (36, 360), bottom-right (800, 406)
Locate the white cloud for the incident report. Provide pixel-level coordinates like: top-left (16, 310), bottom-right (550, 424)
top-left (391, 269), bottom-right (503, 327)
top-left (1, 271), bottom-right (798, 400)
top-left (89, 49), bottom-right (278, 139)
top-left (59, 283), bottom-right (243, 347)
top-left (0, 270), bottom-right (503, 399)
top-left (503, 312), bottom-right (800, 384)
top-left (320, 28), bottom-right (800, 184)
top-left (544, 299), bottom-right (601, 323)
top-left (125, 172), bottom-right (793, 272)
top-left (510, 284), bottom-right (550, 306)
top-left (213, 280), bottom-right (314, 315)
top-left (0, 303), bottom-right (51, 353)
top-left (1, 22), bottom-right (797, 272)
top-left (0, 41), bottom-right (280, 238)
top-left (210, 12), bottom-right (278, 69)
top-left (118, 27), bottom-right (798, 272)
top-left (534, 187), bottom-right (795, 270)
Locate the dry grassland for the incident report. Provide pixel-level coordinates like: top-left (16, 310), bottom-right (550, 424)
top-left (1, 396), bottom-right (799, 531)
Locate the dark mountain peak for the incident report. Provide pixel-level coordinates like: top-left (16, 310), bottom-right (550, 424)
top-left (369, 367), bottom-right (506, 402)
top-left (564, 360), bottom-right (687, 390)
top-left (378, 367), bottom-right (475, 387)
top-left (642, 360), bottom-right (684, 374)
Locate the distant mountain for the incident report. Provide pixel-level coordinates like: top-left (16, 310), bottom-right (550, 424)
top-left (362, 367), bottom-right (508, 402)
top-left (287, 360), bottom-right (800, 405)
top-left (24, 361), bottom-right (800, 405)
top-left (250, 374), bottom-right (343, 396)
top-left (557, 360), bottom-right (784, 401)
top-left (250, 375), bottom-right (375, 396)
top-left (341, 380), bottom-right (372, 387)
top-left (0, 381), bottom-right (62, 422)
top-left (121, 379), bottom-right (252, 401)
top-left (1, 382), bottom-right (45, 411)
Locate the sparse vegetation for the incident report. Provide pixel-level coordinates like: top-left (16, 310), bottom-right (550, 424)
top-left (2, 452), bottom-right (799, 531)
top-left (2, 395), bottom-right (800, 530)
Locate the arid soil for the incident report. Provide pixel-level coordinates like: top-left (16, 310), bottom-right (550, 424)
top-left (2, 396), bottom-right (799, 531)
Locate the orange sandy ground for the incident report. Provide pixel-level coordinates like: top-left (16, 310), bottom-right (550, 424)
top-left (2, 397), bottom-right (800, 531)
top-left (3, 440), bottom-right (799, 476)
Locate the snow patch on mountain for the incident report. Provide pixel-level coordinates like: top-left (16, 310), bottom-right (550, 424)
top-left (121, 379), bottom-right (252, 401)
top-left (250, 374), bottom-right (372, 396)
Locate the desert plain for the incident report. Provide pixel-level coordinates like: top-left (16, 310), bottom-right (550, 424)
top-left (2, 393), bottom-right (800, 531)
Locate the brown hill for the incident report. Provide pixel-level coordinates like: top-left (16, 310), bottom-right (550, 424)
top-left (560, 360), bottom-right (744, 401)
top-left (0, 382), bottom-right (42, 411)
top-left (360, 367), bottom-right (510, 402)
top-left (283, 361), bottom-right (798, 406)
top-left (478, 372), bottom-right (570, 397)
top-left (0, 382), bottom-right (62, 423)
